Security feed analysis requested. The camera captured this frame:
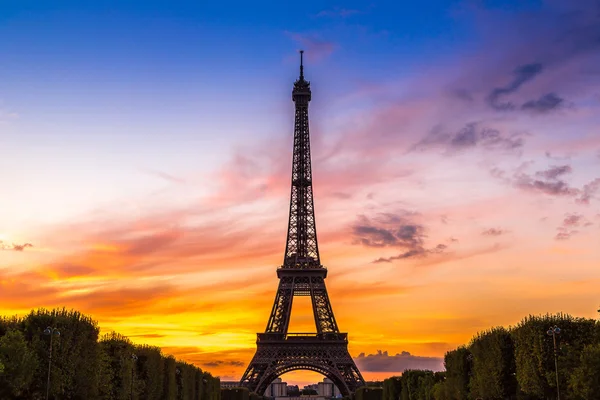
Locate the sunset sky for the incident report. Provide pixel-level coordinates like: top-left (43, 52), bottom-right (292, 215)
top-left (1, 0), bottom-right (600, 386)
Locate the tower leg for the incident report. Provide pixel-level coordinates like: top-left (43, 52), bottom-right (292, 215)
top-left (265, 277), bottom-right (295, 333)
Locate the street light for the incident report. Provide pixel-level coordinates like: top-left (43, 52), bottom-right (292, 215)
top-left (43, 327), bottom-right (60, 400)
top-left (176, 368), bottom-right (182, 398)
top-left (130, 354), bottom-right (138, 400)
top-left (547, 325), bottom-right (561, 400)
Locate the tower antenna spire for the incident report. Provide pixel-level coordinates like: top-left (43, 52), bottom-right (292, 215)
top-left (299, 50), bottom-right (304, 80)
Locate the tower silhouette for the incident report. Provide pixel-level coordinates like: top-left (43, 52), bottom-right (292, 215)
top-left (239, 51), bottom-right (365, 396)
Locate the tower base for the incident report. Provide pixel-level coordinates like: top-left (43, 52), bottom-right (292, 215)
top-left (240, 333), bottom-right (364, 396)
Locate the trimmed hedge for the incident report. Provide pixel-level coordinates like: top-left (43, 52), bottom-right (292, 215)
top-left (0, 307), bottom-right (221, 400)
top-left (381, 312), bottom-right (600, 400)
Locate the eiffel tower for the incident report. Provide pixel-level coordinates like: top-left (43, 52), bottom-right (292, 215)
top-left (239, 51), bottom-right (365, 396)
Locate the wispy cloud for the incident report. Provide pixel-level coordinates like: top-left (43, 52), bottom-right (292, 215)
top-left (490, 164), bottom-right (598, 201)
top-left (486, 63), bottom-right (545, 111)
top-left (535, 165), bottom-right (572, 180)
top-left (486, 62), bottom-right (565, 114)
top-left (316, 8), bottom-right (360, 18)
top-left (576, 178), bottom-right (600, 205)
top-left (555, 213), bottom-right (582, 241)
top-left (285, 32), bottom-right (336, 61)
top-left (482, 228), bottom-right (507, 237)
top-left (411, 123), bottom-right (525, 154)
top-left (521, 93), bottom-right (565, 113)
top-left (554, 212), bottom-right (594, 241)
top-left (0, 241), bottom-right (33, 251)
top-left (141, 169), bottom-right (186, 184)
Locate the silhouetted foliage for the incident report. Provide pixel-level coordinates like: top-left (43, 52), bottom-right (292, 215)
top-left (443, 347), bottom-right (471, 400)
top-left (248, 391), bottom-right (264, 400)
top-left (136, 344), bottom-right (165, 400)
top-left (0, 308), bottom-right (221, 400)
top-left (355, 386), bottom-right (383, 400)
top-left (163, 355), bottom-right (178, 400)
top-left (569, 343), bottom-right (600, 399)
top-left (20, 307), bottom-right (101, 399)
top-left (222, 387), bottom-right (249, 400)
top-left (0, 329), bottom-right (39, 398)
top-left (468, 326), bottom-right (517, 399)
top-left (98, 332), bottom-right (137, 400)
top-left (204, 371), bottom-right (221, 400)
top-left (431, 379), bottom-right (449, 400)
top-left (512, 313), bottom-right (596, 400)
top-left (397, 370), bottom-right (437, 400)
top-left (383, 312), bottom-right (599, 400)
top-left (382, 376), bottom-right (401, 400)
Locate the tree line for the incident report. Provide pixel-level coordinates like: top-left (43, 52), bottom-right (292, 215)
top-left (0, 307), bottom-right (222, 400)
top-left (379, 312), bottom-right (600, 400)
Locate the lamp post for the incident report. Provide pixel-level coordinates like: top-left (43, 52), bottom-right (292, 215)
top-left (43, 327), bottom-right (60, 400)
top-left (547, 325), bottom-right (561, 400)
top-left (176, 367), bottom-right (182, 399)
top-left (130, 354), bottom-right (138, 400)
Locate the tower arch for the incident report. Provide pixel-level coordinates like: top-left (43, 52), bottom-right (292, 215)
top-left (257, 364), bottom-right (347, 397)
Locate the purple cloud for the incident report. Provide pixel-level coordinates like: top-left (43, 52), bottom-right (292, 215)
top-left (554, 213), bottom-right (592, 241)
top-left (0, 241), bottom-right (33, 252)
top-left (576, 178), bottom-right (600, 205)
top-left (521, 92), bottom-right (565, 113)
top-left (487, 63), bottom-right (544, 111)
top-left (412, 123), bottom-right (525, 154)
top-left (535, 165), bottom-right (572, 180)
top-left (482, 228), bottom-right (506, 237)
top-left (354, 350), bottom-right (444, 373)
top-left (351, 212), bottom-right (448, 263)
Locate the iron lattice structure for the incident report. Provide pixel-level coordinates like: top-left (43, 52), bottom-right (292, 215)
top-left (239, 51), bottom-right (365, 396)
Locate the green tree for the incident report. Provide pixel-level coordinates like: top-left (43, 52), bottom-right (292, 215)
top-left (399, 370), bottom-right (437, 400)
top-left (176, 361), bottom-right (198, 400)
top-left (355, 387), bottom-right (383, 400)
top-left (0, 307), bottom-right (217, 400)
top-left (98, 331), bottom-right (137, 400)
top-left (431, 382), bottom-right (448, 400)
top-left (136, 344), bottom-right (165, 400)
top-left (443, 347), bottom-right (471, 400)
top-left (195, 369), bottom-right (206, 400)
top-left (569, 343), bottom-right (600, 399)
top-left (222, 387), bottom-right (249, 400)
top-left (0, 329), bottom-right (39, 399)
top-left (205, 374), bottom-right (221, 400)
top-left (417, 373), bottom-right (436, 400)
top-left (469, 327), bottom-right (517, 399)
top-left (512, 313), bottom-right (596, 400)
top-left (163, 355), bottom-right (178, 400)
top-left (19, 307), bottom-right (101, 399)
top-left (383, 377), bottom-right (402, 400)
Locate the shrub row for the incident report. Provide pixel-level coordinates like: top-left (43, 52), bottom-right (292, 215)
top-left (0, 307), bottom-right (221, 400)
top-left (380, 313), bottom-right (600, 400)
